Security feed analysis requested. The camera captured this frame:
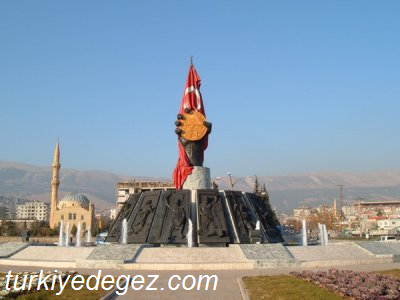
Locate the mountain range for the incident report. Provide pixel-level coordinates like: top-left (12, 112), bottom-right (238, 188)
top-left (1, 160), bottom-right (399, 214)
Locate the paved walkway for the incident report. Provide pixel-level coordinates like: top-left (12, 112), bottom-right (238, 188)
top-left (9, 246), bottom-right (94, 262)
top-left (356, 241), bottom-right (400, 256)
top-left (2, 242), bottom-right (400, 299)
top-left (3, 262), bottom-right (400, 299)
top-left (2, 242), bottom-right (400, 269)
top-left (0, 243), bottom-right (28, 258)
top-left (287, 243), bottom-right (374, 261)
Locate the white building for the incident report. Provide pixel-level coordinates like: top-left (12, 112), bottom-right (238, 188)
top-left (342, 205), bottom-right (357, 217)
top-left (16, 201), bottom-right (50, 222)
top-left (109, 208), bottom-right (117, 220)
top-left (377, 219), bottom-right (400, 231)
top-left (116, 181), bottom-right (175, 211)
top-left (293, 207), bottom-right (317, 220)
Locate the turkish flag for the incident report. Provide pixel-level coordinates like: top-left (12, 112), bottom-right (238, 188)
top-left (179, 64), bottom-right (206, 116)
top-left (173, 64), bottom-right (208, 189)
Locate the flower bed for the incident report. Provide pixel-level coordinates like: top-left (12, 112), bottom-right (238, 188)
top-left (291, 269), bottom-right (400, 299)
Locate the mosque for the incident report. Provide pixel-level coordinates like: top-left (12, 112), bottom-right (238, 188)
top-left (49, 142), bottom-right (95, 231)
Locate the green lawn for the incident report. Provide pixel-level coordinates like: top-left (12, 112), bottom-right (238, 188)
top-left (0, 273), bottom-right (109, 300)
top-left (243, 269), bottom-right (400, 300)
top-left (376, 269), bottom-right (400, 278)
top-left (16, 284), bottom-right (108, 300)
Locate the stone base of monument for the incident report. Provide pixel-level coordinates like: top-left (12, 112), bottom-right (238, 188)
top-left (82, 241), bottom-right (96, 247)
top-left (249, 230), bottom-right (261, 244)
top-left (106, 188), bottom-right (283, 246)
top-left (160, 244), bottom-right (187, 247)
top-left (182, 166), bottom-right (211, 190)
top-left (199, 243), bottom-right (229, 247)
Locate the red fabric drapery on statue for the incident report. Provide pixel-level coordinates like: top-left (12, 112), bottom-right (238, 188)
top-left (173, 64), bottom-right (208, 189)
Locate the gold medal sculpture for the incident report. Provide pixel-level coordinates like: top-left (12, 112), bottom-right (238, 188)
top-left (178, 110), bottom-right (208, 141)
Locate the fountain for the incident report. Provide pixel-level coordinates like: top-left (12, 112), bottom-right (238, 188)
top-left (76, 222), bottom-right (81, 247)
top-left (58, 220), bottom-right (64, 246)
top-left (318, 223), bottom-right (328, 246)
top-left (187, 219), bottom-right (193, 247)
top-left (323, 224), bottom-right (329, 245)
top-left (318, 223), bottom-right (323, 245)
top-left (121, 218), bottom-right (128, 244)
top-left (86, 227), bottom-right (91, 244)
top-left (65, 223), bottom-right (70, 247)
top-left (302, 219), bottom-right (308, 246)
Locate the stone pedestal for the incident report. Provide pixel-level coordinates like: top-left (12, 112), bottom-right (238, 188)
top-left (182, 166), bottom-right (211, 190)
top-left (107, 181), bottom-right (284, 245)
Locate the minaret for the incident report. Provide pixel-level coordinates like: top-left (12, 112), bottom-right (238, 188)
top-left (50, 141), bottom-right (60, 229)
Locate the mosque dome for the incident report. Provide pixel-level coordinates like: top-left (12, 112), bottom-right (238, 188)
top-left (58, 192), bottom-right (90, 209)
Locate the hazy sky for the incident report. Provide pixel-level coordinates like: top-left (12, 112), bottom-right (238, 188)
top-left (1, 1), bottom-right (399, 179)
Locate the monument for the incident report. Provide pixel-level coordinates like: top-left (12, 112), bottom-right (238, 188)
top-left (106, 62), bottom-right (283, 246)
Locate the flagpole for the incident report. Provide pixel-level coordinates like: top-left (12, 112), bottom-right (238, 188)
top-left (190, 56), bottom-right (193, 65)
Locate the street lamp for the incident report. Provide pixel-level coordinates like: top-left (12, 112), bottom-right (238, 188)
top-left (226, 172), bottom-right (253, 190)
top-left (215, 173), bottom-right (254, 191)
top-left (227, 172), bottom-right (234, 189)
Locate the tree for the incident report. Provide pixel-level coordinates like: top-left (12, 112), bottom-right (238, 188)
top-left (71, 224), bottom-right (78, 237)
top-left (92, 221), bottom-right (100, 236)
top-left (261, 184), bottom-right (269, 201)
top-left (5, 221), bottom-right (18, 236)
top-left (253, 175), bottom-right (260, 196)
top-left (48, 227), bottom-right (59, 236)
top-left (260, 184), bottom-right (280, 227)
top-left (30, 221), bottom-right (41, 236)
top-left (285, 219), bottom-right (302, 233)
top-left (0, 221), bottom-right (4, 236)
top-left (38, 221), bottom-right (51, 236)
top-left (212, 181), bottom-right (219, 191)
top-left (103, 219), bottom-right (114, 231)
top-left (307, 206), bottom-right (339, 235)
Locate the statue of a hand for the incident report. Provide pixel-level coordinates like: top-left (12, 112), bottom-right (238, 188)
top-left (174, 109), bottom-right (211, 166)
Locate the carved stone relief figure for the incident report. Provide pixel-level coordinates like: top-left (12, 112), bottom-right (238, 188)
top-left (239, 203), bottom-right (255, 231)
top-left (233, 201), bottom-right (255, 230)
top-left (166, 196), bottom-right (187, 240)
top-left (106, 194), bottom-right (139, 242)
top-left (199, 197), bottom-right (225, 237)
top-left (133, 200), bottom-right (155, 234)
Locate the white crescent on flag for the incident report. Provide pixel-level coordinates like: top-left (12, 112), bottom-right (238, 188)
top-left (183, 86), bottom-right (202, 111)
